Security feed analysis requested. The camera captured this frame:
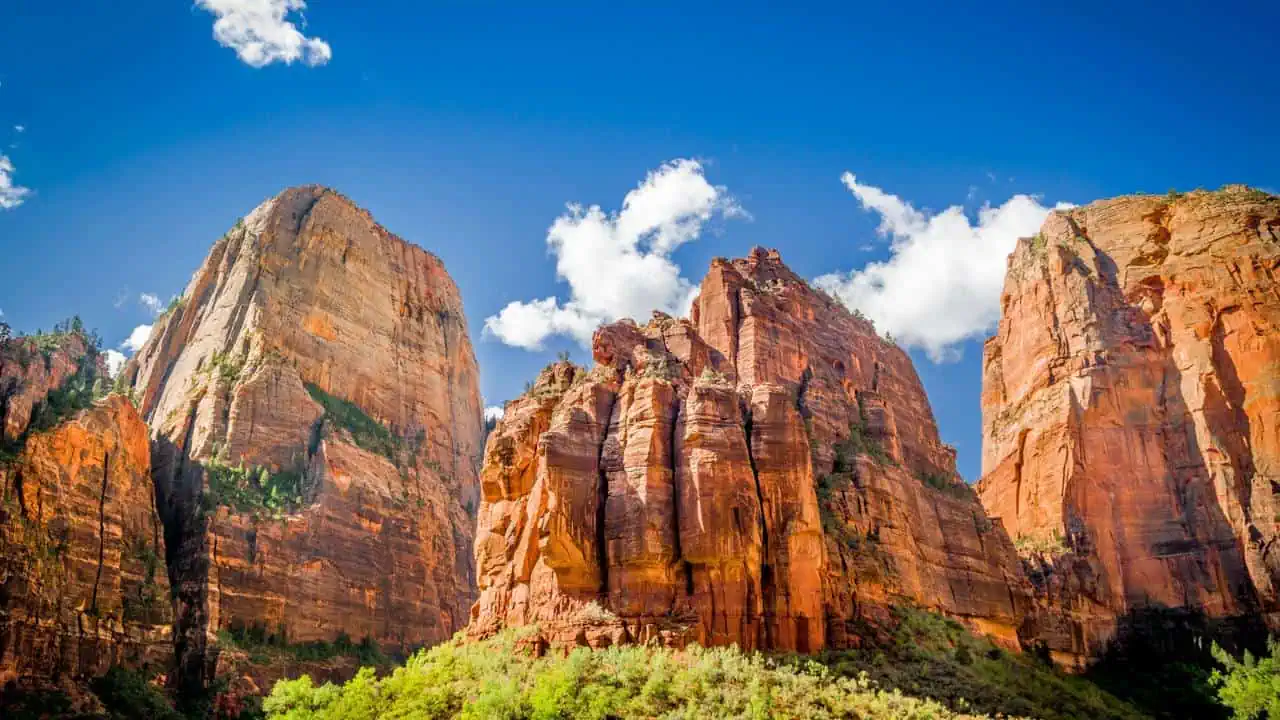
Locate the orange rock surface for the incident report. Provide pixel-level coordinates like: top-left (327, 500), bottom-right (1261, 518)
top-left (124, 186), bottom-right (484, 696)
top-left (0, 395), bottom-right (171, 684)
top-left (471, 249), bottom-right (1029, 652)
top-left (977, 186), bottom-right (1280, 664)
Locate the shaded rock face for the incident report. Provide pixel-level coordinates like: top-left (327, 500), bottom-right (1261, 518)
top-left (0, 394), bottom-right (171, 684)
top-left (472, 248), bottom-right (1029, 652)
top-left (124, 186), bottom-right (484, 696)
top-left (977, 186), bottom-right (1280, 665)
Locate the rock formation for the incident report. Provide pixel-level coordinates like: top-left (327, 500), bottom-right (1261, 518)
top-left (471, 248), bottom-right (1030, 652)
top-left (121, 186), bottom-right (484, 697)
top-left (977, 186), bottom-right (1280, 665)
top-left (0, 330), bottom-right (170, 685)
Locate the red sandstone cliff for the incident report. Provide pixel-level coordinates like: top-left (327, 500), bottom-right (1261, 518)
top-left (977, 186), bottom-right (1280, 665)
top-left (0, 329), bottom-right (170, 685)
top-left (471, 248), bottom-right (1030, 652)
top-left (121, 186), bottom-right (484, 697)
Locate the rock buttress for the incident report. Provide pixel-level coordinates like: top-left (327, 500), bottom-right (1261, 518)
top-left (977, 186), bottom-right (1280, 666)
top-left (471, 248), bottom-right (1030, 652)
top-left (123, 186), bottom-right (484, 697)
top-left (0, 394), bottom-right (171, 684)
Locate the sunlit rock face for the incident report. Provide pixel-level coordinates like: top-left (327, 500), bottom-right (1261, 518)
top-left (0, 394), bottom-right (171, 684)
top-left (977, 186), bottom-right (1280, 666)
top-left (124, 186), bottom-right (484, 696)
top-left (471, 248), bottom-right (1030, 653)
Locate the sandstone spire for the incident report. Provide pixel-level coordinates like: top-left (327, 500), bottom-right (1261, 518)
top-left (471, 247), bottom-right (1029, 652)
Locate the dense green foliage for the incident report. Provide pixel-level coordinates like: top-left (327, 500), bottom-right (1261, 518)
top-left (220, 622), bottom-right (389, 668)
top-left (203, 451), bottom-right (307, 520)
top-left (1212, 638), bottom-right (1280, 719)
top-left (305, 383), bottom-right (402, 462)
top-left (1083, 607), bottom-right (1259, 720)
top-left (263, 629), bottom-right (1016, 720)
top-left (821, 607), bottom-right (1147, 720)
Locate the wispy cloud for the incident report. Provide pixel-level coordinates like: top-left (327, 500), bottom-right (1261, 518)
top-left (484, 406), bottom-right (505, 422)
top-left (139, 292), bottom-right (164, 316)
top-left (13, 125), bottom-right (23, 133)
top-left (484, 159), bottom-right (745, 350)
top-left (0, 155), bottom-right (31, 209)
top-left (195, 0), bottom-right (332, 68)
top-left (815, 172), bottom-right (1071, 362)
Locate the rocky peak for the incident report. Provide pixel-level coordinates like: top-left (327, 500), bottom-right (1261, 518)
top-left (471, 250), bottom-right (1029, 654)
top-left (122, 185), bottom-right (484, 699)
top-left (977, 186), bottom-right (1280, 665)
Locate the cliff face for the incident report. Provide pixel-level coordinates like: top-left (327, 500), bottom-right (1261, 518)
top-left (123, 186), bottom-right (484, 696)
top-left (977, 186), bottom-right (1280, 664)
top-left (0, 393), bottom-right (171, 685)
top-left (471, 248), bottom-right (1030, 652)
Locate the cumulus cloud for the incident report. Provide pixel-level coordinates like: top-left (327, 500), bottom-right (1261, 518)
top-left (0, 155), bottom-right (31, 209)
top-left (104, 350), bottom-right (127, 378)
top-left (815, 172), bottom-right (1071, 362)
top-left (140, 292), bottom-right (164, 315)
top-left (485, 159), bottom-right (743, 350)
top-left (195, 0), bottom-right (332, 68)
top-left (484, 406), bottom-right (505, 423)
top-left (122, 324), bottom-right (153, 353)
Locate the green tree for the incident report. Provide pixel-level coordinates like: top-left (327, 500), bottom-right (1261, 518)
top-left (1212, 639), bottom-right (1280, 719)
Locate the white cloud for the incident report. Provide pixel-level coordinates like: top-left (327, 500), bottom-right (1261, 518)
top-left (122, 324), bottom-right (153, 352)
top-left (485, 159), bottom-right (743, 350)
top-left (484, 406), bottom-right (505, 422)
top-left (0, 155), bottom-right (31, 209)
top-left (104, 350), bottom-right (127, 378)
top-left (815, 172), bottom-right (1070, 362)
top-left (13, 125), bottom-right (24, 133)
top-left (195, 0), bottom-right (332, 68)
top-left (140, 292), bottom-right (164, 315)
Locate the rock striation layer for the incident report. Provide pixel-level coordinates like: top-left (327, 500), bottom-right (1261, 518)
top-left (123, 186), bottom-right (484, 697)
top-left (0, 391), bottom-right (171, 685)
top-left (471, 248), bottom-right (1030, 652)
top-left (977, 186), bottom-right (1280, 665)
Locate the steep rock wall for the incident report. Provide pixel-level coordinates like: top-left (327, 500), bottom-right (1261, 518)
top-left (977, 186), bottom-right (1280, 665)
top-left (0, 394), bottom-right (171, 684)
top-left (472, 249), bottom-right (1030, 652)
top-left (123, 186), bottom-right (484, 696)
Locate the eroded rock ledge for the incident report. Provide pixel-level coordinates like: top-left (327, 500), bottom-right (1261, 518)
top-left (471, 248), bottom-right (1030, 652)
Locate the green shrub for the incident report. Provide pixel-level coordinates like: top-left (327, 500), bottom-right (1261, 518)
top-left (1211, 638), bottom-right (1280, 719)
top-left (263, 628), bottom-right (1032, 719)
top-left (203, 454), bottom-right (306, 520)
top-left (219, 623), bottom-right (389, 668)
top-left (90, 666), bottom-right (183, 720)
top-left (816, 607), bottom-right (1149, 720)
top-left (305, 383), bottom-right (402, 462)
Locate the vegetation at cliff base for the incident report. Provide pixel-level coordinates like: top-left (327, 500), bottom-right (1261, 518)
top-left (263, 628), bottom-right (1015, 720)
top-left (258, 610), bottom-right (1155, 720)
top-left (1211, 638), bottom-right (1280, 719)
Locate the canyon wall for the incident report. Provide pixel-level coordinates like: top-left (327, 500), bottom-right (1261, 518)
top-left (122, 186), bottom-right (484, 697)
top-left (0, 335), bottom-right (170, 685)
top-left (471, 248), bottom-right (1031, 652)
top-left (977, 186), bottom-right (1280, 664)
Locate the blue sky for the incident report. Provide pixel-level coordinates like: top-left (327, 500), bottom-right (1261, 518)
top-left (1, 1), bottom-right (1276, 480)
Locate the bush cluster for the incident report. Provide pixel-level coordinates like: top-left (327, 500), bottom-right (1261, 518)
top-left (263, 628), bottom-right (1016, 720)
